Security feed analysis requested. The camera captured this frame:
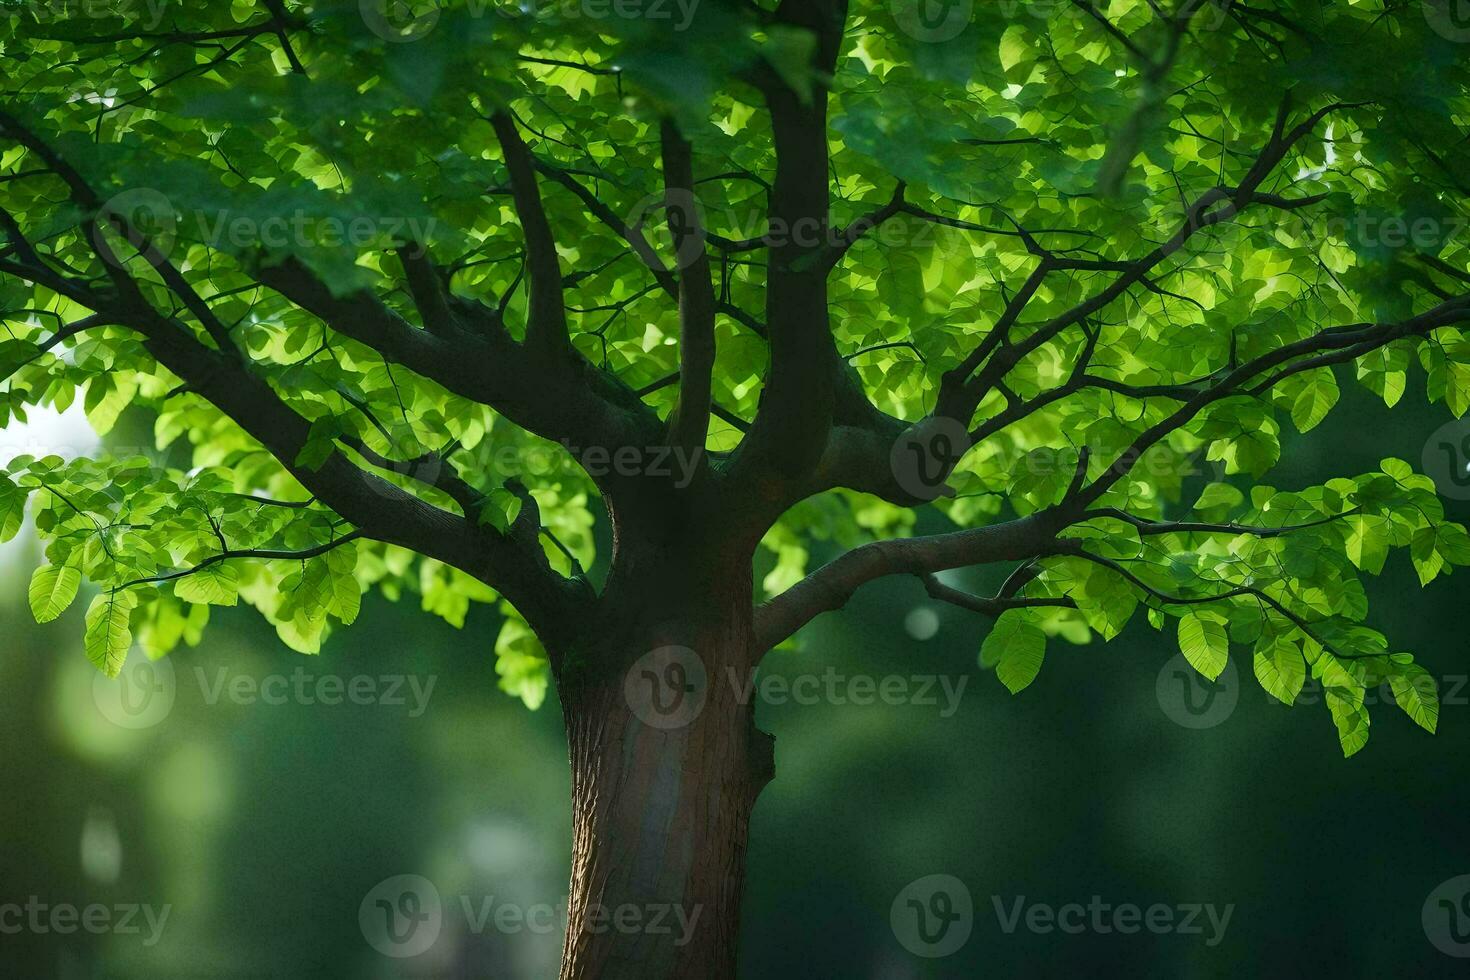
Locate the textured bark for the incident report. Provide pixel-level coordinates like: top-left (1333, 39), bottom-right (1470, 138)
top-left (557, 556), bottom-right (773, 980)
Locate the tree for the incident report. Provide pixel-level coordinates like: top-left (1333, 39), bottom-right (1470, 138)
top-left (2, 0), bottom-right (1468, 975)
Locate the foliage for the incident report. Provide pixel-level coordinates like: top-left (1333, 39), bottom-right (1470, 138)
top-left (1, 0), bottom-right (1468, 754)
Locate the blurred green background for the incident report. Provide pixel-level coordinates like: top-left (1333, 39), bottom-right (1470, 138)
top-left (2, 379), bottom-right (1467, 979)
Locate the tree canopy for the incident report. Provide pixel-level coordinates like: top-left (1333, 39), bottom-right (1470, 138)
top-left (2, 0), bottom-right (1468, 757)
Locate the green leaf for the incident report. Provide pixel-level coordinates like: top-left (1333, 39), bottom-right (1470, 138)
top-left (1194, 482), bottom-right (1243, 516)
top-left (329, 566), bottom-right (362, 625)
top-left (29, 563), bottom-right (81, 624)
top-left (84, 591), bottom-right (138, 677)
top-left (294, 417), bottom-right (339, 470)
top-left (137, 594), bottom-right (208, 659)
top-left (998, 25), bottom-right (1030, 73)
top-left (1344, 515), bottom-right (1390, 574)
top-left (1253, 635), bottom-right (1306, 705)
top-left (982, 610), bottom-right (1047, 694)
top-left (174, 563), bottom-right (240, 607)
top-left (478, 487), bottom-right (524, 532)
top-left (0, 339), bottom-right (40, 381)
top-left (0, 475), bottom-right (26, 543)
top-left (1326, 686), bottom-right (1371, 758)
top-left (1387, 662), bottom-right (1439, 734)
top-left (1177, 611), bottom-right (1229, 681)
top-left (1290, 369), bottom-right (1340, 433)
top-left (495, 613), bottom-right (549, 710)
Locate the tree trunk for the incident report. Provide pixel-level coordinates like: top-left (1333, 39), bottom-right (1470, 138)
top-left (556, 581), bottom-right (773, 980)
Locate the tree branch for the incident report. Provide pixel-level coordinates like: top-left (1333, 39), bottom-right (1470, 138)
top-left (489, 110), bottom-right (570, 356)
top-left (115, 530), bottom-right (364, 591)
top-left (920, 572), bottom-right (1076, 617)
top-left (731, 0), bottom-right (850, 489)
top-left (753, 509), bottom-right (1068, 653)
top-left (660, 119), bottom-right (717, 457)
